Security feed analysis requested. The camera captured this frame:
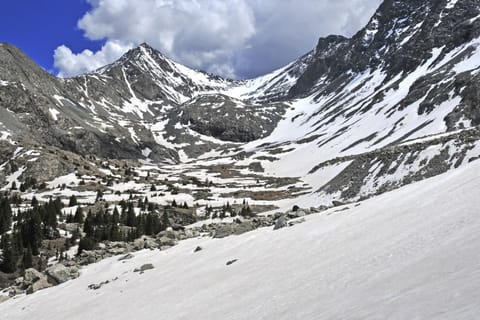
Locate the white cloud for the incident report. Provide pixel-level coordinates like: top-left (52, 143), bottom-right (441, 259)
top-left (54, 0), bottom-right (382, 78)
top-left (54, 40), bottom-right (133, 77)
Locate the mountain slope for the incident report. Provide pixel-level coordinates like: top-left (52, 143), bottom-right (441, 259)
top-left (0, 0), bottom-right (479, 208)
top-left (2, 159), bottom-right (480, 319)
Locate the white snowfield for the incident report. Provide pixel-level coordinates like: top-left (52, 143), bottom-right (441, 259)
top-left (2, 161), bottom-right (480, 319)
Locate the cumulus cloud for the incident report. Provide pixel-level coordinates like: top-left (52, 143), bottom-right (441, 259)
top-left (54, 40), bottom-right (133, 77)
top-left (54, 0), bottom-right (382, 78)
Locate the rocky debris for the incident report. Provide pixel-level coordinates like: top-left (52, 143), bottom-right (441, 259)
top-left (3, 206), bottom-right (325, 297)
top-left (134, 264), bottom-right (155, 273)
top-left (133, 236), bottom-right (158, 250)
top-left (158, 236), bottom-right (176, 248)
top-left (22, 268), bottom-right (52, 295)
top-left (0, 295), bottom-right (9, 303)
top-left (287, 209), bottom-right (308, 218)
top-left (226, 259), bottom-right (238, 266)
top-left (45, 264), bottom-right (79, 284)
top-left (210, 218), bottom-right (270, 238)
top-left (23, 268), bottom-right (44, 285)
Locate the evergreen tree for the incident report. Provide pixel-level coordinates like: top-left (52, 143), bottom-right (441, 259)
top-left (161, 210), bottom-right (170, 229)
top-left (83, 210), bottom-right (95, 238)
top-left (68, 195), bottom-right (78, 207)
top-left (112, 206), bottom-right (120, 225)
top-left (0, 234), bottom-right (16, 273)
top-left (22, 245), bottom-right (33, 270)
top-left (73, 206), bottom-right (84, 224)
top-left (31, 196), bottom-right (38, 207)
top-left (0, 197), bottom-right (12, 234)
top-left (28, 209), bottom-right (43, 255)
top-left (126, 202), bottom-right (136, 227)
top-left (96, 190), bottom-right (104, 202)
top-left (77, 237), bottom-right (96, 255)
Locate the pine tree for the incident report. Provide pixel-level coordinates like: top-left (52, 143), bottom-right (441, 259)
top-left (73, 206), bottom-right (84, 224)
top-left (112, 206), bottom-right (120, 225)
top-left (31, 196), bottom-right (38, 207)
top-left (161, 211), bottom-right (170, 230)
top-left (29, 209), bottom-right (43, 255)
top-left (126, 202), bottom-right (136, 227)
top-left (0, 234), bottom-right (16, 273)
top-left (96, 190), bottom-right (104, 202)
top-left (83, 211), bottom-right (95, 238)
top-left (22, 245), bottom-right (33, 270)
top-left (0, 197), bottom-right (12, 234)
top-left (68, 195), bottom-right (78, 207)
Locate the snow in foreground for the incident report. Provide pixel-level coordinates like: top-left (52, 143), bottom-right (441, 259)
top-left (2, 162), bottom-right (480, 319)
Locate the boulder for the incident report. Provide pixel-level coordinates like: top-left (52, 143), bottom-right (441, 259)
top-left (332, 200), bottom-right (346, 207)
top-left (273, 215), bottom-right (288, 230)
top-left (134, 263), bottom-right (154, 273)
top-left (133, 236), bottom-right (158, 250)
top-left (213, 225), bottom-right (233, 238)
top-left (118, 253), bottom-right (134, 261)
top-left (24, 268), bottom-right (44, 285)
top-left (288, 209), bottom-right (307, 218)
top-left (46, 264), bottom-right (79, 284)
top-left (158, 236), bottom-right (176, 247)
top-left (26, 278), bottom-right (51, 294)
top-left (0, 295), bottom-right (9, 303)
top-left (45, 264), bottom-right (70, 284)
top-left (157, 229), bottom-right (177, 240)
top-left (233, 221), bottom-right (255, 235)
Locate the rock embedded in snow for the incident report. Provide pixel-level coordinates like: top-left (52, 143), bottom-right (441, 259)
top-left (118, 254), bottom-right (135, 261)
top-left (23, 268), bottom-right (45, 285)
top-left (226, 259), bottom-right (238, 266)
top-left (134, 264), bottom-right (155, 273)
top-left (273, 215), bottom-right (289, 230)
top-left (45, 264), bottom-right (79, 284)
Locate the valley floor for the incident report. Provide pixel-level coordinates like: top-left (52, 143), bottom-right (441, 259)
top-left (1, 160), bottom-right (480, 320)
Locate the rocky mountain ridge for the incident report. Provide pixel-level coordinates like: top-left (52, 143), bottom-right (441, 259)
top-left (0, 0), bottom-right (479, 207)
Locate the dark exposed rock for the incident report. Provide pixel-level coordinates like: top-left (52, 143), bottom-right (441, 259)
top-left (226, 259), bottom-right (238, 266)
top-left (134, 263), bottom-right (155, 273)
top-left (175, 94), bottom-right (287, 142)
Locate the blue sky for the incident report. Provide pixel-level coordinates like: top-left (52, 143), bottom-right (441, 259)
top-left (0, 0), bottom-right (100, 73)
top-left (0, 0), bottom-right (381, 79)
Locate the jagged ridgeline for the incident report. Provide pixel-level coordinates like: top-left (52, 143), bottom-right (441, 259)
top-left (0, 0), bottom-right (479, 276)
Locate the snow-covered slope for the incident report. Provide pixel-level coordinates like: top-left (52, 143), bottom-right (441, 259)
top-left (2, 159), bottom-right (480, 320)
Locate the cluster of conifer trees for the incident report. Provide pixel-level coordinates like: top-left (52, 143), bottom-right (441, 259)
top-left (77, 199), bottom-right (171, 254)
top-left (1, 189), bottom-right (255, 274)
top-left (0, 196), bottom-right (62, 273)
